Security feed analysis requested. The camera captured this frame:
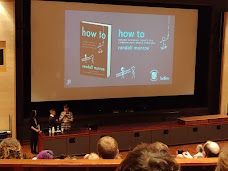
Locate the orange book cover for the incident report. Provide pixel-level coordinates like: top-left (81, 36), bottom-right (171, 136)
top-left (80, 21), bottom-right (112, 78)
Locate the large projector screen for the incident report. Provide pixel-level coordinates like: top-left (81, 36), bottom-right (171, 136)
top-left (31, 1), bottom-right (198, 102)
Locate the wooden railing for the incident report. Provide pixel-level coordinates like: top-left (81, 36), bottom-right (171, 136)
top-left (0, 158), bottom-right (218, 171)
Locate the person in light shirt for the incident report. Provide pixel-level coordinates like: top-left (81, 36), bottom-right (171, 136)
top-left (59, 104), bottom-right (74, 130)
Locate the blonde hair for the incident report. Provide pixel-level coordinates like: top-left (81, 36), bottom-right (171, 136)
top-left (97, 136), bottom-right (118, 159)
top-left (196, 144), bottom-right (203, 152)
top-left (216, 148), bottom-right (228, 171)
top-left (0, 138), bottom-right (21, 159)
top-left (84, 153), bottom-right (100, 160)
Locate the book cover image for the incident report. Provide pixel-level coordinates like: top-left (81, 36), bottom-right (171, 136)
top-left (80, 21), bottom-right (112, 78)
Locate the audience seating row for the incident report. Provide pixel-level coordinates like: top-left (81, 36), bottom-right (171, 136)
top-left (0, 158), bottom-right (218, 171)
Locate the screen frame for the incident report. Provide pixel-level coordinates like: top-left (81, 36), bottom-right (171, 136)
top-left (21, 0), bottom-right (220, 117)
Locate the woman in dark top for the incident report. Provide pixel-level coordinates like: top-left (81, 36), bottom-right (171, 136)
top-left (30, 110), bottom-right (40, 154)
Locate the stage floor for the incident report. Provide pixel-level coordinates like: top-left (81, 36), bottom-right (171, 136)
top-left (21, 140), bottom-right (228, 159)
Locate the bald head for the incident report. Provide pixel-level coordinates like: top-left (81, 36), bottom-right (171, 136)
top-left (203, 141), bottom-right (220, 157)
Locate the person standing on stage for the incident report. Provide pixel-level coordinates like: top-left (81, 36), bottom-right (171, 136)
top-left (48, 108), bottom-right (58, 130)
top-left (30, 110), bottom-right (40, 154)
top-left (59, 104), bottom-right (74, 130)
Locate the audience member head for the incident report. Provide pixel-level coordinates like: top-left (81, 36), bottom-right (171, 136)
top-left (84, 153), bottom-right (100, 160)
top-left (49, 109), bottom-right (56, 116)
top-left (31, 110), bottom-right (37, 118)
top-left (196, 144), bottom-right (203, 153)
top-left (215, 148), bottom-right (228, 171)
top-left (147, 142), bottom-right (170, 155)
top-left (203, 141), bottom-right (220, 157)
top-left (192, 144), bottom-right (204, 158)
top-left (97, 136), bottom-right (119, 159)
top-left (133, 143), bottom-right (171, 157)
top-left (116, 143), bottom-right (180, 171)
top-left (0, 138), bottom-right (21, 159)
top-left (37, 150), bottom-right (54, 159)
top-left (63, 104), bottom-right (69, 112)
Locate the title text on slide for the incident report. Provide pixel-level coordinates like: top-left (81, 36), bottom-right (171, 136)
top-left (82, 27), bottom-right (106, 39)
top-left (118, 29), bottom-right (145, 38)
top-left (81, 27), bottom-right (145, 39)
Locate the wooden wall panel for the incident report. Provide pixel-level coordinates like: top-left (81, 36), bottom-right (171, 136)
top-left (0, 1), bottom-right (16, 137)
top-left (220, 12), bottom-right (228, 115)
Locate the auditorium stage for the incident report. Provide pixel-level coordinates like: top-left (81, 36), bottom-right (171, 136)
top-left (37, 115), bottom-right (228, 156)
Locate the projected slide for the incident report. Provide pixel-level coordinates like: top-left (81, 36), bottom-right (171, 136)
top-left (65, 11), bottom-right (175, 88)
